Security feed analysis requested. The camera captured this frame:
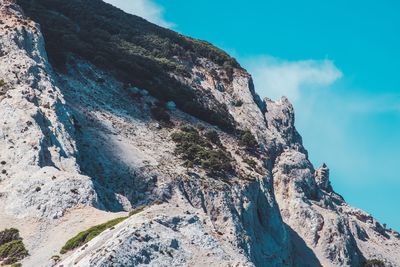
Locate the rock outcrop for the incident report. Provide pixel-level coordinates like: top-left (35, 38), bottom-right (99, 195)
top-left (0, 0), bottom-right (399, 266)
top-left (0, 0), bottom-right (98, 220)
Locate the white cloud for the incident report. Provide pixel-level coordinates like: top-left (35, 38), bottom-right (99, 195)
top-left (103, 0), bottom-right (174, 28)
top-left (245, 56), bottom-right (342, 101)
top-left (343, 94), bottom-right (400, 113)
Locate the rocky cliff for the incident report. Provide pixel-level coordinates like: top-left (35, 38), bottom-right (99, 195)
top-left (0, 0), bottom-right (399, 266)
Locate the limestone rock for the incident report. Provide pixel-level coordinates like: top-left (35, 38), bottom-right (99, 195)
top-left (315, 163), bottom-right (332, 192)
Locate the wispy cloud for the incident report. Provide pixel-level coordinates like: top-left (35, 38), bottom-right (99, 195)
top-left (343, 94), bottom-right (400, 113)
top-left (103, 0), bottom-right (175, 28)
top-left (244, 56), bottom-right (342, 101)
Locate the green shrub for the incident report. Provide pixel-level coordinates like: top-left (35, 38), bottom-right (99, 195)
top-left (128, 206), bottom-right (146, 216)
top-left (232, 99), bottom-right (243, 107)
top-left (60, 216), bottom-right (128, 254)
top-left (0, 240), bottom-right (29, 265)
top-left (150, 105), bottom-right (171, 125)
top-left (239, 130), bottom-right (258, 151)
top-left (171, 127), bottom-right (206, 149)
top-left (204, 130), bottom-right (222, 146)
top-left (51, 255), bottom-right (60, 262)
top-left (0, 79), bottom-right (5, 87)
top-left (0, 228), bottom-right (28, 265)
top-left (364, 259), bottom-right (385, 267)
top-left (196, 123), bottom-right (205, 131)
top-left (171, 127), bottom-right (233, 177)
top-left (200, 150), bottom-right (232, 175)
top-left (179, 124), bottom-right (198, 133)
top-left (0, 228), bottom-right (20, 246)
top-left (243, 157), bottom-right (257, 170)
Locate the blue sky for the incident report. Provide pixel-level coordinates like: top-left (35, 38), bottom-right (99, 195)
top-left (104, 0), bottom-right (400, 230)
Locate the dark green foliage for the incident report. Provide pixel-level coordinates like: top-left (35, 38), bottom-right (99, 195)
top-left (17, 0), bottom-right (238, 131)
top-left (204, 130), bottom-right (222, 146)
top-left (232, 99), bottom-right (243, 107)
top-left (239, 130), bottom-right (258, 151)
top-left (60, 216), bottom-right (129, 254)
top-left (128, 206), bottom-right (146, 217)
top-left (0, 229), bottom-right (29, 265)
top-left (200, 150), bottom-right (233, 175)
top-left (171, 126), bottom-right (233, 177)
top-left (50, 255), bottom-right (60, 262)
top-left (181, 99), bottom-right (236, 133)
top-left (364, 259), bottom-right (386, 267)
top-left (223, 61), bottom-right (234, 81)
top-left (243, 157), bottom-right (257, 169)
top-left (196, 123), bottom-right (205, 131)
top-left (180, 124), bottom-right (197, 133)
top-left (0, 240), bottom-right (29, 265)
top-left (0, 228), bottom-right (19, 246)
top-left (0, 79), bottom-right (5, 87)
top-left (150, 105), bottom-right (171, 125)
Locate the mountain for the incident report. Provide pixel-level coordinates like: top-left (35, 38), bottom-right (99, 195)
top-left (0, 0), bottom-right (399, 266)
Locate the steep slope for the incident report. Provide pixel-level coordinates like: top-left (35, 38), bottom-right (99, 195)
top-left (0, 0), bottom-right (399, 266)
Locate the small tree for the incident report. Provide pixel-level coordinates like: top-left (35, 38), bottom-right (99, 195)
top-left (150, 103), bottom-right (172, 126)
top-left (240, 130), bottom-right (258, 151)
top-left (204, 130), bottom-right (221, 146)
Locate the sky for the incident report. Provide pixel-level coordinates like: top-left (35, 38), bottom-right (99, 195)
top-left (104, 0), bottom-right (400, 230)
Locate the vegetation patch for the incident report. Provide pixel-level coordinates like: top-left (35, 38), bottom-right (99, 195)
top-left (17, 0), bottom-right (237, 131)
top-left (243, 157), bottom-right (257, 170)
top-left (364, 259), bottom-right (386, 267)
top-left (0, 228), bottom-right (29, 265)
top-left (150, 102), bottom-right (173, 127)
top-left (171, 125), bottom-right (233, 177)
top-left (60, 216), bottom-right (127, 254)
top-left (239, 130), bottom-right (258, 151)
top-left (61, 206), bottom-right (146, 254)
top-left (204, 129), bottom-right (222, 146)
top-left (0, 228), bottom-right (19, 245)
top-left (232, 99), bottom-right (243, 107)
top-left (128, 206), bottom-right (146, 217)
top-left (50, 255), bottom-right (60, 263)
top-left (0, 79), bottom-right (5, 87)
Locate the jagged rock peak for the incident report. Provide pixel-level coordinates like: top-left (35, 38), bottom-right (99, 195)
top-left (315, 163), bottom-right (332, 192)
top-left (263, 96), bottom-right (305, 155)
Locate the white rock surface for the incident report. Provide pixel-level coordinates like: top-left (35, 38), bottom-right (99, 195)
top-left (0, 0), bottom-right (98, 220)
top-left (58, 195), bottom-right (253, 267)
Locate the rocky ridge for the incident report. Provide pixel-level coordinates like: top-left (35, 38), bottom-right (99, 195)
top-left (0, 0), bottom-right (399, 266)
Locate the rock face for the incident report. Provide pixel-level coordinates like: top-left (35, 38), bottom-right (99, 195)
top-left (0, 0), bottom-right (399, 266)
top-left (0, 0), bottom-right (98, 220)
